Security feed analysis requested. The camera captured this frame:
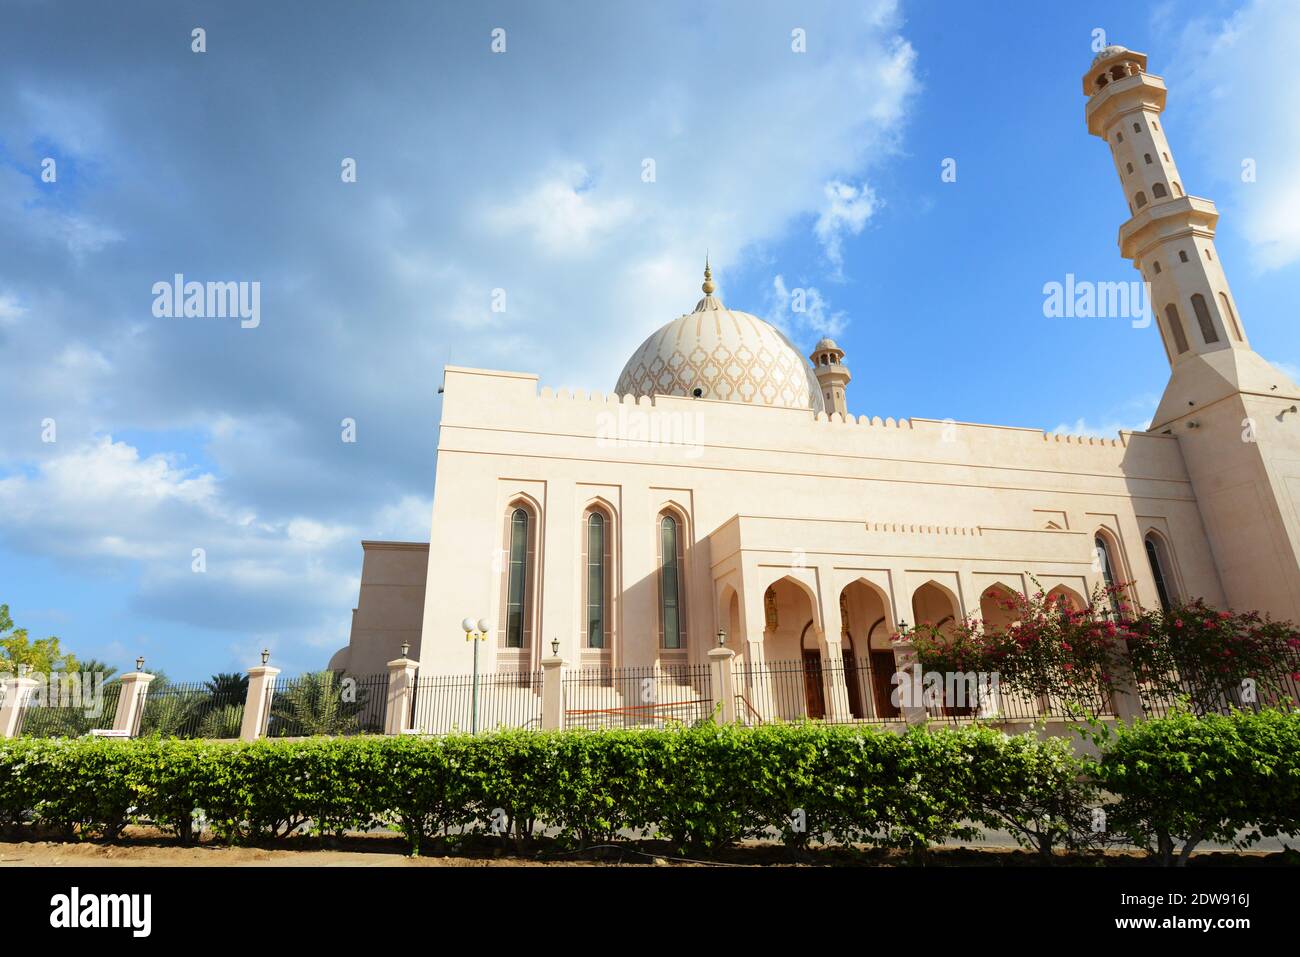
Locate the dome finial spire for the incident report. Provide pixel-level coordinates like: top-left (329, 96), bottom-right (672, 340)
top-left (701, 253), bottom-right (715, 295)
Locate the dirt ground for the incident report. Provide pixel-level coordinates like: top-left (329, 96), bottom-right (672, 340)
top-left (0, 826), bottom-right (1292, 866)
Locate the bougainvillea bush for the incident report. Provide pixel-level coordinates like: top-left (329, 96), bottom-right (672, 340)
top-left (1125, 599), bottom-right (1300, 716)
top-left (905, 579), bottom-right (1300, 720)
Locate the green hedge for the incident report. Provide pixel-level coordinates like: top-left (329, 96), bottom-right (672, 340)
top-left (1, 713), bottom-right (1296, 862)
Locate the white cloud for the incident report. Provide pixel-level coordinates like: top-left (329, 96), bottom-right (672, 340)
top-left (814, 180), bottom-right (880, 275)
top-left (482, 164), bottom-right (636, 254)
top-left (765, 274), bottom-right (847, 341)
top-left (1162, 0), bottom-right (1300, 270)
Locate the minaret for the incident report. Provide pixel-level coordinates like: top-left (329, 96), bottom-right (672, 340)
top-left (810, 338), bottom-right (850, 416)
top-left (1084, 45), bottom-right (1300, 621)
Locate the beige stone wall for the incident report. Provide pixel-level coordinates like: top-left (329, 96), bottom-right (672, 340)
top-left (337, 541), bottom-right (428, 676)
top-left (410, 366), bottom-right (1225, 675)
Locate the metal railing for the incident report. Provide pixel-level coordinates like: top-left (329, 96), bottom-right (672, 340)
top-left (410, 670), bottom-right (542, 735)
top-left (137, 683), bottom-right (247, 738)
top-left (563, 663), bottom-right (713, 729)
top-left (267, 672), bottom-right (388, 737)
top-left (18, 681), bottom-right (123, 738)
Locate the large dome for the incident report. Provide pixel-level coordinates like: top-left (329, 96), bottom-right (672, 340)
top-left (615, 266), bottom-right (825, 413)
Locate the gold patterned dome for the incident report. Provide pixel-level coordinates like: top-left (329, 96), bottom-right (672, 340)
top-left (615, 264), bottom-right (826, 413)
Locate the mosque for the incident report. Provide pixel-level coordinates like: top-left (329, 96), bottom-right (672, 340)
top-left (330, 46), bottom-right (1300, 704)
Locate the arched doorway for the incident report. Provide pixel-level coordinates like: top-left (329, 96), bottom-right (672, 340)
top-left (911, 580), bottom-right (964, 715)
top-left (760, 576), bottom-right (819, 720)
top-left (840, 579), bottom-right (896, 719)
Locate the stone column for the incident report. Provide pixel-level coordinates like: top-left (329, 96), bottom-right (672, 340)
top-left (239, 665), bottom-right (281, 742)
top-left (110, 670), bottom-right (156, 736)
top-left (1108, 642), bottom-right (1145, 723)
top-left (821, 636), bottom-right (852, 721)
top-left (707, 646), bottom-right (736, 724)
top-left (384, 653), bottom-right (419, 735)
top-left (0, 674), bottom-right (39, 739)
top-left (540, 654), bottom-right (565, 730)
top-left (891, 639), bottom-right (927, 725)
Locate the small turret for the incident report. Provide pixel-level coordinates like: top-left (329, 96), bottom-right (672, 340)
top-left (809, 338), bottom-right (850, 416)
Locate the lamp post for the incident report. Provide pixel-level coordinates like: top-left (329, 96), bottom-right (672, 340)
top-left (462, 617), bottom-right (491, 733)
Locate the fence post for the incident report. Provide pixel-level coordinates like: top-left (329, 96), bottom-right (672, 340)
top-left (1108, 644), bottom-right (1145, 723)
top-left (541, 654), bottom-right (565, 730)
top-left (707, 646), bottom-right (737, 724)
top-left (110, 668), bottom-right (156, 736)
top-left (385, 651), bottom-right (419, 735)
top-left (239, 663), bottom-right (281, 742)
top-left (890, 640), bottom-right (928, 725)
top-left (0, 672), bottom-right (39, 738)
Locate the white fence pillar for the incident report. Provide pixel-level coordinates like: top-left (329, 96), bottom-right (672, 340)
top-left (890, 640), bottom-right (928, 725)
top-left (109, 670), bottom-right (156, 736)
top-left (385, 652), bottom-right (419, 735)
top-left (239, 664), bottom-right (281, 741)
top-left (707, 646), bottom-right (736, 724)
top-left (0, 674), bottom-right (39, 738)
top-left (541, 655), bottom-right (565, 730)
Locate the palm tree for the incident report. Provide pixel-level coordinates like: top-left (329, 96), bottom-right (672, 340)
top-left (269, 671), bottom-right (367, 736)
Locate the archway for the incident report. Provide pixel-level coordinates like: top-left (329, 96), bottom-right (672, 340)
top-left (840, 579), bottom-right (896, 719)
top-left (979, 583), bottom-right (1022, 632)
top-left (759, 576), bottom-right (819, 720)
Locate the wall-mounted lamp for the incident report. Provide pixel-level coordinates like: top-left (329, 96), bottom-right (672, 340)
top-left (551, 637), bottom-right (560, 656)
top-left (716, 628), bottom-right (727, 647)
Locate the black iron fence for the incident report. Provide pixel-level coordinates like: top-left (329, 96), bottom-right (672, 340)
top-left (138, 682), bottom-right (247, 738)
top-left (17, 680), bottom-right (123, 738)
top-left (733, 655), bottom-right (1120, 726)
top-left (267, 672), bottom-right (388, 737)
top-left (410, 670), bottom-right (542, 735)
top-left (563, 663), bottom-right (713, 729)
top-left (1139, 651), bottom-right (1300, 719)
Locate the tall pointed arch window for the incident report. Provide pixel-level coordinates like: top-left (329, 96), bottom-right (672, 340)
top-left (1095, 534), bottom-right (1123, 615)
top-left (583, 508), bottom-right (612, 649)
top-left (1191, 293), bottom-right (1220, 344)
top-left (658, 512), bottom-right (686, 650)
top-left (505, 507), bottom-right (531, 648)
top-left (1145, 534), bottom-right (1177, 613)
top-left (1164, 304), bottom-right (1190, 354)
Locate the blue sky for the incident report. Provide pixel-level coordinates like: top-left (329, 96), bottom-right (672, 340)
top-left (1, 0), bottom-right (1296, 678)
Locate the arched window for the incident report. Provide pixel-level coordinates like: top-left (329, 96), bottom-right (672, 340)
top-left (1116, 131), bottom-right (1123, 143)
top-left (1152, 182), bottom-right (1168, 198)
top-left (1152, 260), bottom-right (1161, 274)
top-left (1144, 153), bottom-right (1152, 164)
top-left (659, 513), bottom-right (686, 649)
top-left (1173, 181), bottom-right (1182, 196)
top-left (1095, 534), bottom-right (1122, 614)
top-left (1135, 191), bottom-right (1148, 208)
top-left (584, 510), bottom-right (608, 649)
top-left (1179, 250), bottom-right (1189, 263)
top-left (1164, 303), bottom-right (1190, 354)
top-left (1145, 535), bottom-right (1175, 613)
top-left (1133, 122), bottom-right (1141, 132)
top-left (1126, 162), bottom-right (1134, 174)
top-left (505, 507), bottom-right (532, 648)
top-left (1219, 292), bottom-right (1243, 341)
top-left (1191, 293), bottom-right (1219, 344)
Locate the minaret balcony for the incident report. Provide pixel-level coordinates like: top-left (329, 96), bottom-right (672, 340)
top-left (1085, 72), bottom-right (1167, 137)
top-left (1118, 196), bottom-right (1219, 260)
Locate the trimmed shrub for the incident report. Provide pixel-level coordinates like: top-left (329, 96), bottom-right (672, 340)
top-left (0, 713), bottom-right (1295, 863)
top-left (1093, 708), bottom-right (1300, 865)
